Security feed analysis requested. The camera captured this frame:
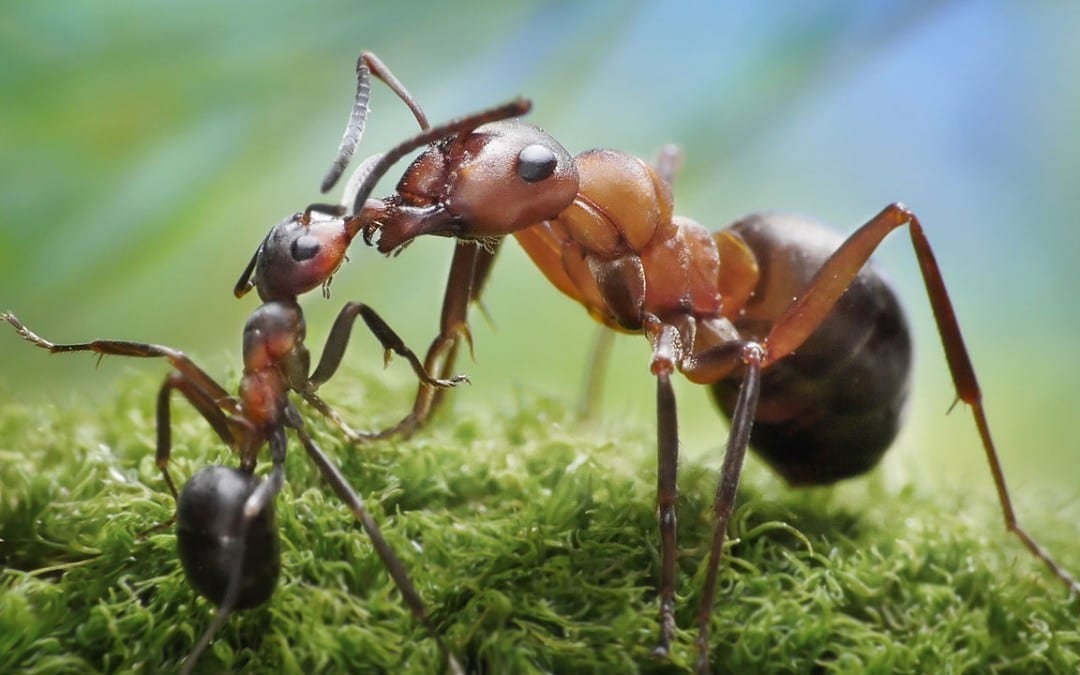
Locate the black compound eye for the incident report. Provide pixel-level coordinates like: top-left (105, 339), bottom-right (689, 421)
top-left (290, 235), bottom-right (320, 261)
top-left (516, 144), bottom-right (558, 183)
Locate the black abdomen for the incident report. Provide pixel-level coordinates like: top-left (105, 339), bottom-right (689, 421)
top-left (177, 466), bottom-right (280, 609)
top-left (711, 213), bottom-right (912, 486)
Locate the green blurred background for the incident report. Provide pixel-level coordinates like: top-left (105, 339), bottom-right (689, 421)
top-left (1, 1), bottom-right (1078, 505)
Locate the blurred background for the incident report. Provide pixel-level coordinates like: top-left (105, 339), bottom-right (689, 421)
top-left (1, 1), bottom-right (1078, 501)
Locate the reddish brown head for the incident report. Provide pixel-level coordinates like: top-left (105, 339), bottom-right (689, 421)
top-left (374, 120), bottom-right (579, 253)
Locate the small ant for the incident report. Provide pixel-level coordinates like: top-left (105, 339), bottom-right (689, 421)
top-left (309, 52), bottom-right (1079, 673)
top-left (2, 96), bottom-right (530, 674)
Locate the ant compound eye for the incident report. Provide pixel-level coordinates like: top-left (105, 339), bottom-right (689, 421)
top-left (290, 235), bottom-right (320, 261)
top-left (516, 144), bottom-right (558, 183)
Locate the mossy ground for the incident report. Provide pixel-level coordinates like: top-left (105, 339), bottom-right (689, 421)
top-left (1, 370), bottom-right (1078, 674)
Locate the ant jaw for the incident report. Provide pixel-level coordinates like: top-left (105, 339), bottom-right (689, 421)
top-left (347, 198), bottom-right (387, 247)
top-left (390, 239), bottom-right (414, 258)
top-left (372, 204), bottom-right (459, 254)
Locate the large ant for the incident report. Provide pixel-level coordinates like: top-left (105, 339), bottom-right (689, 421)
top-left (302, 52), bottom-right (1079, 673)
top-left (2, 96), bottom-right (530, 674)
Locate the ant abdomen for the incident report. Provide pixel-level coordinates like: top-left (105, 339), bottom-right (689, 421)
top-left (711, 212), bottom-right (913, 486)
top-left (176, 466), bottom-right (280, 609)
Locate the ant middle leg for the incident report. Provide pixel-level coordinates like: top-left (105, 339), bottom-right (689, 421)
top-left (652, 369), bottom-right (680, 656)
top-left (137, 373), bottom-right (250, 539)
top-left (649, 320), bottom-right (762, 668)
top-left (690, 343), bottom-right (763, 674)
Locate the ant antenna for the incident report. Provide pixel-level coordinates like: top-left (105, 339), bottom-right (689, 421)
top-left (320, 51), bottom-right (432, 195)
top-left (320, 59), bottom-right (373, 194)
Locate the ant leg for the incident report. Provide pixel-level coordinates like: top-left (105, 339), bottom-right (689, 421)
top-left (378, 240), bottom-right (497, 439)
top-left (2, 312), bottom-right (246, 492)
top-left (427, 241), bottom-right (501, 414)
top-left (2, 313), bottom-right (235, 411)
top-left (647, 322), bottom-right (758, 667)
top-left (153, 371), bottom-right (240, 498)
top-left (693, 344), bottom-right (763, 675)
top-left (298, 389), bottom-right (375, 444)
top-left (136, 371), bottom-right (249, 538)
top-left (577, 326), bottom-right (615, 420)
top-left (286, 408), bottom-right (464, 675)
top-left (762, 203), bottom-right (1080, 593)
top-left (309, 301), bottom-right (469, 389)
top-left (304, 300), bottom-right (469, 442)
top-left (642, 317), bottom-right (687, 657)
top-left (652, 369), bottom-right (679, 656)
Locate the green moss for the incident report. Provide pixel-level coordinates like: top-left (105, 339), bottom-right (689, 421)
top-left (1, 372), bottom-right (1078, 674)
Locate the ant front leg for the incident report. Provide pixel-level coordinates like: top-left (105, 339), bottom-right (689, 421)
top-left (761, 203), bottom-right (1080, 593)
top-left (309, 301), bottom-right (469, 389)
top-left (378, 240), bottom-right (499, 439)
top-left (303, 301), bottom-right (468, 441)
top-left (2, 312), bottom-right (244, 497)
top-left (427, 240), bottom-right (501, 414)
top-left (652, 369), bottom-right (679, 656)
top-left (644, 318), bottom-right (688, 657)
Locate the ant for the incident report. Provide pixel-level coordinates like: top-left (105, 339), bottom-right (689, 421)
top-left (2, 95), bottom-right (530, 675)
top-left (305, 52), bottom-right (1080, 673)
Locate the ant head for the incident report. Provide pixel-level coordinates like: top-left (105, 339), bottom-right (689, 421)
top-left (235, 208), bottom-right (354, 302)
top-left (439, 119), bottom-right (578, 233)
top-left (234, 98), bottom-right (532, 299)
top-left (374, 119), bottom-right (578, 253)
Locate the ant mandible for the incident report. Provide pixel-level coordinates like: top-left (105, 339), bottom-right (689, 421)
top-left (2, 96), bottom-right (530, 675)
top-left (312, 52), bottom-right (1079, 673)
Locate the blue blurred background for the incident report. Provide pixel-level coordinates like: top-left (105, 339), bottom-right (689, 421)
top-left (1, 2), bottom-right (1077, 501)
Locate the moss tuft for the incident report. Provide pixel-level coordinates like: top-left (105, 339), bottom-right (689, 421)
top-left (1, 372), bottom-right (1078, 674)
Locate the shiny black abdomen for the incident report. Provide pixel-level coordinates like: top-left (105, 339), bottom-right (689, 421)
top-left (711, 212), bottom-right (912, 486)
top-left (176, 466), bottom-right (280, 609)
